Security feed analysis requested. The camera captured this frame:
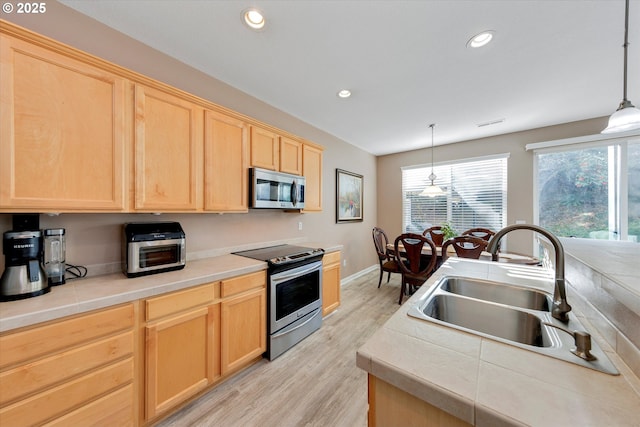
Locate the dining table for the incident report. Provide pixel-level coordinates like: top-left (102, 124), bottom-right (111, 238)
top-left (387, 242), bottom-right (540, 265)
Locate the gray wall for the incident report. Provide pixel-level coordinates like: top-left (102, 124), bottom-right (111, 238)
top-left (1, 2), bottom-right (378, 277)
top-left (376, 117), bottom-right (609, 255)
top-left (1, 2), bottom-right (612, 276)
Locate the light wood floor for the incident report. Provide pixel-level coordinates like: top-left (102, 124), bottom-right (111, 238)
top-left (155, 269), bottom-right (402, 427)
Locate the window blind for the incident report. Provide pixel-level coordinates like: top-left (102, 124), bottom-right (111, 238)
top-left (401, 155), bottom-right (508, 235)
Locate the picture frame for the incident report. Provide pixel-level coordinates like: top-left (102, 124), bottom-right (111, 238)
top-left (336, 169), bottom-right (363, 223)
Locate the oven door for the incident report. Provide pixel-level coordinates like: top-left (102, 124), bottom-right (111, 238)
top-left (270, 260), bottom-right (322, 333)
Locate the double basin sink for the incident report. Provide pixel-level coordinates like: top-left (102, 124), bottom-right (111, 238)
top-left (408, 276), bottom-right (618, 375)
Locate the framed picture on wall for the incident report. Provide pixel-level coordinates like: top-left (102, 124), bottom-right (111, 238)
top-left (336, 169), bottom-right (363, 223)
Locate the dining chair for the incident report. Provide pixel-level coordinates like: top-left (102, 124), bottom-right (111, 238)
top-left (422, 226), bottom-right (445, 246)
top-left (372, 227), bottom-right (401, 288)
top-left (461, 227), bottom-right (495, 241)
top-left (394, 233), bottom-right (438, 304)
top-left (441, 235), bottom-right (488, 262)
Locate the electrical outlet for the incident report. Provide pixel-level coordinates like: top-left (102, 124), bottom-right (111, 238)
top-left (343, 259), bottom-right (347, 267)
top-left (298, 222), bottom-right (303, 231)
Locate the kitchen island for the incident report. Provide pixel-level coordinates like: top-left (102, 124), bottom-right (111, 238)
top-left (356, 258), bottom-right (640, 426)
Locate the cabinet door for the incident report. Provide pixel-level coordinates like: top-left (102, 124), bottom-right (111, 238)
top-left (0, 34), bottom-right (126, 211)
top-left (220, 288), bottom-right (266, 375)
top-left (145, 304), bottom-right (219, 419)
top-left (279, 137), bottom-right (303, 175)
top-left (322, 251), bottom-right (341, 316)
top-left (204, 110), bottom-right (248, 212)
top-left (302, 144), bottom-right (323, 211)
top-left (134, 84), bottom-right (203, 211)
top-left (250, 126), bottom-right (279, 171)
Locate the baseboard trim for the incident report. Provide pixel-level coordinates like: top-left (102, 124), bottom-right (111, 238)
top-left (341, 265), bottom-right (378, 286)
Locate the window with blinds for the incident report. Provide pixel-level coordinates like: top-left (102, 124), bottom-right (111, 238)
top-left (401, 155), bottom-right (508, 235)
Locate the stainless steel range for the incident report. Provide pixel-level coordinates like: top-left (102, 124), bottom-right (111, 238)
top-left (233, 244), bottom-right (324, 360)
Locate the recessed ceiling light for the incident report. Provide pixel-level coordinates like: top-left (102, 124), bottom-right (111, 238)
top-left (467, 31), bottom-right (494, 48)
top-left (337, 89), bottom-right (352, 98)
top-left (243, 8), bottom-right (265, 30)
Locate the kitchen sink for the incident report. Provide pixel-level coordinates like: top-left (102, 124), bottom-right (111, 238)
top-left (423, 294), bottom-right (550, 347)
top-left (439, 276), bottom-right (551, 311)
top-left (407, 275), bottom-right (619, 375)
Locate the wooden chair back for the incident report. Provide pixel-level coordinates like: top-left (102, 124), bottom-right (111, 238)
top-left (441, 236), bottom-right (488, 262)
top-left (422, 226), bottom-right (445, 246)
top-left (461, 227), bottom-right (495, 241)
top-left (373, 227), bottom-right (400, 287)
top-left (372, 227), bottom-right (391, 261)
top-left (394, 233), bottom-right (437, 304)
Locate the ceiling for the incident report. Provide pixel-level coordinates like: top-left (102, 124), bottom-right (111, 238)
top-left (58, 0), bottom-right (640, 156)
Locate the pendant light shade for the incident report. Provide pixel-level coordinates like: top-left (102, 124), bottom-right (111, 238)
top-left (420, 124), bottom-right (445, 197)
top-left (602, 0), bottom-right (640, 134)
top-left (602, 101), bottom-right (640, 133)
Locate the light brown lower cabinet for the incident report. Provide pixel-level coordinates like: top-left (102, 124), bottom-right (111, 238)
top-left (0, 304), bottom-right (135, 426)
top-left (368, 375), bottom-right (471, 427)
top-left (0, 270), bottom-right (268, 426)
top-left (220, 272), bottom-right (267, 375)
top-left (144, 283), bottom-right (219, 420)
top-left (322, 250), bottom-right (341, 316)
top-left (144, 271), bottom-right (265, 423)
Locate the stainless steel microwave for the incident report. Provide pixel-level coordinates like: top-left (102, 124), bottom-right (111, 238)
top-left (250, 168), bottom-right (305, 209)
top-left (122, 222), bottom-right (186, 278)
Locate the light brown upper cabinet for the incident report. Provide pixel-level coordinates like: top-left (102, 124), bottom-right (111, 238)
top-left (279, 136), bottom-right (303, 175)
top-left (0, 33), bottom-right (127, 212)
top-left (1, 21), bottom-right (324, 214)
top-left (302, 144), bottom-right (323, 211)
top-left (204, 111), bottom-right (249, 212)
top-left (249, 128), bottom-right (304, 176)
top-left (134, 84), bottom-right (203, 211)
top-left (249, 126), bottom-right (279, 171)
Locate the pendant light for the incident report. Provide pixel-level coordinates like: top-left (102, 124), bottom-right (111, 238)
top-left (420, 124), bottom-right (445, 197)
top-left (602, 0), bottom-right (640, 133)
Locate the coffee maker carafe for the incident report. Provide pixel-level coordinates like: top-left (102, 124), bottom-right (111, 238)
top-left (1, 230), bottom-right (50, 301)
top-left (44, 228), bottom-right (66, 286)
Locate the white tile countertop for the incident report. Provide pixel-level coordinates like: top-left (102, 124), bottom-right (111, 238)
top-left (356, 258), bottom-right (640, 426)
top-left (0, 242), bottom-right (342, 333)
top-left (561, 238), bottom-right (640, 314)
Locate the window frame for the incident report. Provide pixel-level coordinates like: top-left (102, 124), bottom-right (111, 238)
top-left (532, 136), bottom-right (639, 243)
top-left (401, 153), bottom-right (509, 235)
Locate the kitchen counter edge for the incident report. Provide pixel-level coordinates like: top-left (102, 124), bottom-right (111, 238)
top-left (0, 244), bottom-right (342, 333)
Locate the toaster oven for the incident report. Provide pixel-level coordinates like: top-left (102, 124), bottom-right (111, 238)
top-left (123, 222), bottom-right (186, 278)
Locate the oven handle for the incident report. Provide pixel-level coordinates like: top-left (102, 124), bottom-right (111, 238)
top-left (271, 261), bottom-right (322, 285)
top-left (271, 309), bottom-right (321, 339)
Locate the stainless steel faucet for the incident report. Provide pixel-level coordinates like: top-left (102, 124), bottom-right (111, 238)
top-left (486, 224), bottom-right (572, 322)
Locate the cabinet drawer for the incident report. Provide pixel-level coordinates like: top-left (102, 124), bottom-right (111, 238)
top-left (146, 283), bottom-right (215, 321)
top-left (0, 358), bottom-right (133, 426)
top-left (323, 251), bottom-right (341, 266)
top-left (0, 331), bottom-right (133, 406)
top-left (0, 304), bottom-right (134, 369)
top-left (43, 383), bottom-right (134, 427)
top-left (220, 271), bottom-right (266, 298)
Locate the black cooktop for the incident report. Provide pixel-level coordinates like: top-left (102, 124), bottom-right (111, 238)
top-left (233, 244), bottom-right (323, 266)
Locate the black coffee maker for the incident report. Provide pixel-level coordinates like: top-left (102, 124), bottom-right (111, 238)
top-left (0, 215), bottom-right (50, 301)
